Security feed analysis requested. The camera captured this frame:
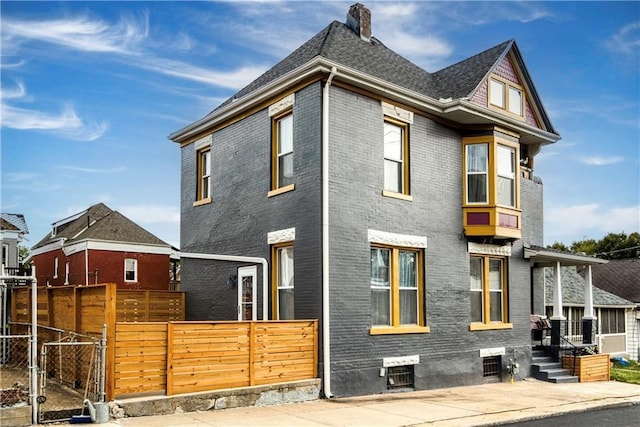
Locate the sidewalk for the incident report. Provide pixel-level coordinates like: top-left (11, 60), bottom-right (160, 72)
top-left (56, 379), bottom-right (640, 427)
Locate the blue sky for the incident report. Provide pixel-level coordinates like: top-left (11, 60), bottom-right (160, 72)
top-left (1, 1), bottom-right (639, 250)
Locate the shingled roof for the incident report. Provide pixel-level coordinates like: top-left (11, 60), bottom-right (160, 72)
top-left (591, 259), bottom-right (640, 304)
top-left (215, 20), bottom-right (511, 113)
top-left (171, 3), bottom-right (558, 145)
top-left (544, 266), bottom-right (634, 307)
top-left (32, 203), bottom-right (169, 250)
top-left (1, 213), bottom-right (29, 234)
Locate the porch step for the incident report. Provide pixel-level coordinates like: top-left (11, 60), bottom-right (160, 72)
top-left (530, 347), bottom-right (579, 383)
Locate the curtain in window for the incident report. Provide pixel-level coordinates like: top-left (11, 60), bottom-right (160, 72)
top-left (399, 251), bottom-right (417, 325)
top-left (371, 248), bottom-right (390, 326)
top-left (470, 257), bottom-right (483, 322)
top-left (489, 259), bottom-right (503, 322)
top-left (467, 144), bottom-right (488, 203)
top-left (278, 247), bottom-right (294, 320)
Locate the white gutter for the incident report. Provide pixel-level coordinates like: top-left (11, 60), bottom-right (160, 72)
top-left (322, 66), bottom-right (337, 398)
top-left (85, 246), bottom-right (89, 286)
top-left (180, 252), bottom-right (269, 320)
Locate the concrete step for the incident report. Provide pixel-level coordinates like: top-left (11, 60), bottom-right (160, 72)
top-left (532, 356), bottom-right (553, 364)
top-left (531, 361), bottom-right (561, 375)
top-left (536, 367), bottom-right (572, 381)
top-left (548, 375), bottom-right (579, 384)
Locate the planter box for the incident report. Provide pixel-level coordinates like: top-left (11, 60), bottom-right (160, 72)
top-left (562, 353), bottom-right (610, 382)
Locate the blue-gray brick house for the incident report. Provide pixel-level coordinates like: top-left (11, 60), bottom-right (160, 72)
top-left (170, 3), bottom-right (597, 397)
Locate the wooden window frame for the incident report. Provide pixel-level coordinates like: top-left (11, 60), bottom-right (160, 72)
top-left (270, 110), bottom-right (295, 195)
top-left (488, 75), bottom-right (525, 120)
top-left (469, 255), bottom-right (512, 331)
top-left (271, 242), bottom-right (294, 320)
top-left (195, 146), bottom-right (212, 205)
top-left (462, 137), bottom-right (520, 209)
top-left (370, 244), bottom-right (429, 335)
top-left (382, 117), bottom-right (410, 197)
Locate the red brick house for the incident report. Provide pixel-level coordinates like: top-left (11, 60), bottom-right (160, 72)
top-left (30, 203), bottom-right (175, 290)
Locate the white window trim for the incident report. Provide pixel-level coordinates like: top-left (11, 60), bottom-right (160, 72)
top-left (468, 242), bottom-right (512, 257)
top-left (124, 258), bottom-right (138, 283)
top-left (368, 229), bottom-right (427, 249)
top-left (269, 94), bottom-right (295, 117)
top-left (267, 228), bottom-right (296, 245)
top-left (53, 256), bottom-right (59, 279)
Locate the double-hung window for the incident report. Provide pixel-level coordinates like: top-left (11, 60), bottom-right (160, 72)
top-left (470, 255), bottom-right (511, 330)
top-left (194, 134), bottom-right (212, 205)
top-left (370, 244), bottom-right (426, 334)
top-left (381, 102), bottom-right (412, 200)
top-left (466, 143), bottom-right (489, 204)
top-left (124, 258), bottom-right (137, 283)
top-left (269, 94), bottom-right (295, 196)
top-left (275, 113), bottom-right (294, 187)
top-left (497, 144), bottom-right (516, 207)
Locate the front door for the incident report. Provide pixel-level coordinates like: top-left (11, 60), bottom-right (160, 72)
top-left (237, 266), bottom-right (257, 321)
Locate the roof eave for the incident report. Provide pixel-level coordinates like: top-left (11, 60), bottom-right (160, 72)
top-left (524, 246), bottom-right (609, 267)
top-left (447, 100), bottom-right (561, 145)
top-left (169, 57), bottom-right (333, 144)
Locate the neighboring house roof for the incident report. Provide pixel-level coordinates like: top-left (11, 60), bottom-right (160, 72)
top-left (591, 259), bottom-right (640, 304)
top-left (32, 203), bottom-right (169, 250)
top-left (544, 266), bottom-right (634, 307)
top-left (170, 7), bottom-right (558, 144)
top-left (0, 213), bottom-right (29, 234)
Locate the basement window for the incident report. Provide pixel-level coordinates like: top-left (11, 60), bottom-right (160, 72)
top-left (386, 365), bottom-right (414, 391)
top-left (482, 356), bottom-right (501, 378)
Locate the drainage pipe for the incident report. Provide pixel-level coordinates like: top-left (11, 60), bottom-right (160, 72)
top-left (180, 252), bottom-right (269, 320)
top-left (322, 66), bottom-right (337, 398)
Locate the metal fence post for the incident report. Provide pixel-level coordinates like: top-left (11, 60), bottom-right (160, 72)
top-left (100, 324), bottom-right (107, 403)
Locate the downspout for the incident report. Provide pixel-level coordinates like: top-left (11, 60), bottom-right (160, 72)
top-left (322, 66), bottom-right (337, 398)
top-left (85, 245), bottom-right (89, 286)
top-left (180, 252), bottom-right (269, 320)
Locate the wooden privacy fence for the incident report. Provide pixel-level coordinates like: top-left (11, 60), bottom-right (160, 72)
top-left (113, 320), bottom-right (318, 398)
top-left (11, 283), bottom-right (185, 399)
top-left (11, 283), bottom-right (185, 334)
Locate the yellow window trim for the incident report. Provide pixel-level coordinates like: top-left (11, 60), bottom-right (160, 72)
top-left (271, 242), bottom-right (294, 320)
top-left (370, 325), bottom-right (430, 335)
top-left (371, 245), bottom-right (425, 329)
top-left (470, 255), bottom-right (510, 327)
top-left (267, 184), bottom-right (295, 198)
top-left (462, 135), bottom-right (520, 209)
top-left (469, 322), bottom-right (513, 331)
top-left (381, 190), bottom-right (413, 201)
top-left (488, 74), bottom-right (525, 121)
top-left (383, 116), bottom-right (410, 196)
top-left (192, 197), bottom-right (212, 207)
top-left (271, 109), bottom-right (293, 191)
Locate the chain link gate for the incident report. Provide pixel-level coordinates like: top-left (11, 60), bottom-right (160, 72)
top-left (37, 327), bottom-right (106, 423)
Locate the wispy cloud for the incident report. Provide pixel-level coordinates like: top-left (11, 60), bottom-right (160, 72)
top-left (2, 13), bottom-right (148, 54)
top-left (603, 21), bottom-right (640, 56)
top-left (546, 204), bottom-right (640, 243)
top-left (2, 172), bottom-right (61, 192)
top-left (1, 102), bottom-right (108, 141)
top-left (58, 165), bottom-right (126, 174)
top-left (136, 57), bottom-right (266, 90)
top-left (579, 156), bottom-right (624, 166)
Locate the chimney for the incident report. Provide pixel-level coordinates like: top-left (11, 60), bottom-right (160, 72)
top-left (346, 3), bottom-right (371, 42)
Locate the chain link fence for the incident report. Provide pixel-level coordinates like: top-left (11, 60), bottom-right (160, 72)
top-left (37, 327), bottom-right (104, 423)
top-left (0, 333), bottom-right (31, 408)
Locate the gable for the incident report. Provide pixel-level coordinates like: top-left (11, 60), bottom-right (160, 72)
top-left (470, 55), bottom-right (541, 129)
